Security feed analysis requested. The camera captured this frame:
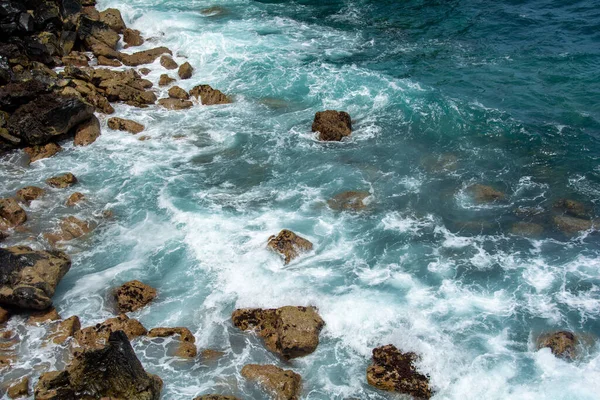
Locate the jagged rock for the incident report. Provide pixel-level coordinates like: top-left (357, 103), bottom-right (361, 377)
top-left (62, 52), bottom-right (89, 67)
top-left (327, 191), bottom-right (369, 211)
top-left (159, 74), bottom-right (175, 86)
top-left (367, 344), bottom-right (432, 399)
top-left (189, 84), bottom-right (231, 105)
top-left (24, 142), bottom-right (61, 163)
top-left (74, 115), bottom-right (101, 146)
top-left (97, 55), bottom-right (122, 66)
top-left (160, 55), bottom-right (178, 70)
top-left (510, 222), bottom-right (543, 237)
top-left (537, 331), bottom-right (577, 359)
top-left (35, 330), bottom-right (162, 400)
top-left (124, 28), bottom-right (144, 48)
top-left (554, 199), bottom-right (588, 218)
top-left (267, 229), bottom-right (313, 264)
top-left (241, 364), bottom-right (301, 400)
top-left (78, 16), bottom-right (120, 49)
top-left (553, 215), bottom-right (593, 234)
top-left (88, 39), bottom-right (120, 59)
top-left (66, 192), bottom-right (85, 206)
top-left (168, 86), bottom-right (189, 100)
top-left (74, 314), bottom-right (147, 350)
top-left (311, 110), bottom-right (351, 141)
top-left (49, 315), bottom-right (81, 345)
top-left (44, 216), bottom-right (93, 244)
top-left (158, 98), bottom-right (193, 110)
top-left (232, 306), bottom-right (324, 359)
top-left (0, 307), bottom-right (9, 323)
top-left (193, 396), bottom-right (240, 400)
top-left (0, 246), bottom-right (71, 310)
top-left (27, 307), bottom-right (61, 324)
top-left (120, 47), bottom-right (172, 66)
top-left (178, 62), bottom-right (193, 79)
top-left (46, 173), bottom-right (78, 188)
top-left (99, 8), bottom-right (126, 33)
top-left (114, 280), bottom-right (157, 313)
top-left (0, 198), bottom-right (27, 229)
top-left (108, 117), bottom-right (144, 134)
top-left (7, 376), bottom-right (29, 399)
top-left (90, 68), bottom-right (155, 107)
top-left (467, 184), bottom-right (505, 203)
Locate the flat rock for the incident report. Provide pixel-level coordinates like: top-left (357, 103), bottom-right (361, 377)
top-left (327, 191), bottom-right (369, 211)
top-left (158, 98), bottom-right (193, 110)
top-left (121, 46), bottom-right (172, 66)
top-left (78, 16), bottom-right (120, 49)
top-left (49, 316), bottom-right (81, 345)
top-left (160, 55), bottom-right (178, 70)
top-left (97, 55), bottom-right (122, 67)
top-left (467, 184), bottom-right (505, 203)
top-left (537, 331), bottom-right (577, 359)
top-left (27, 307), bottom-right (61, 324)
top-left (24, 142), bottom-right (61, 163)
top-left (311, 110), bottom-right (351, 141)
top-left (241, 364), bottom-right (301, 400)
top-left (267, 229), bottom-right (313, 264)
top-left (62, 52), bottom-right (89, 67)
top-left (74, 115), bottom-right (101, 146)
top-left (147, 327), bottom-right (194, 343)
top-left (0, 198), bottom-right (27, 229)
top-left (46, 173), bottom-right (78, 188)
top-left (114, 280), bottom-right (157, 313)
top-left (189, 84), bottom-right (231, 105)
top-left (178, 62), bottom-right (193, 79)
top-left (108, 117), bottom-right (144, 134)
top-left (510, 222), bottom-right (544, 237)
top-left (168, 86), bottom-right (189, 100)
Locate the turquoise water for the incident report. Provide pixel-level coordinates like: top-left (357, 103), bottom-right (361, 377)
top-left (2, 0), bottom-right (600, 398)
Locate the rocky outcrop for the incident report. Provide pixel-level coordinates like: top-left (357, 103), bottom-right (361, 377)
top-left (159, 74), bottom-right (175, 86)
top-left (73, 115), bottom-right (101, 146)
top-left (66, 192), bottom-right (85, 206)
top-left (537, 331), bottom-right (577, 359)
top-left (35, 330), bottom-right (162, 400)
top-left (160, 55), bottom-right (178, 70)
top-left (311, 110), bottom-right (352, 141)
top-left (90, 68), bottom-right (156, 107)
top-left (46, 172), bottom-right (78, 188)
top-left (189, 84), bottom-right (231, 105)
top-left (366, 344), bottom-right (432, 399)
top-left (168, 86), bottom-right (189, 100)
top-left (124, 28), bottom-right (144, 48)
top-left (267, 230), bottom-right (313, 264)
top-left (327, 191), bottom-right (369, 211)
top-left (24, 142), bottom-right (61, 163)
top-left (467, 184), bottom-right (505, 203)
top-left (241, 364), bottom-right (301, 400)
top-left (0, 198), bottom-right (27, 229)
top-left (74, 314), bottom-right (147, 350)
top-left (232, 306), bottom-right (324, 359)
top-left (178, 62), bottom-right (193, 79)
top-left (108, 117), bottom-right (145, 134)
top-left (147, 327), bottom-right (197, 358)
top-left (97, 55), bottom-right (122, 66)
top-left (553, 215), bottom-right (593, 234)
top-left (114, 280), bottom-right (157, 313)
top-left (44, 216), bottom-right (93, 244)
top-left (121, 47), bottom-right (172, 67)
top-left (158, 98), bottom-right (193, 110)
top-left (0, 246), bottom-right (71, 310)
top-left (16, 186), bottom-right (45, 204)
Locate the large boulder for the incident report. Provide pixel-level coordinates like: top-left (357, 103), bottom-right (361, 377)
top-left (537, 331), bottom-right (577, 359)
top-left (189, 84), bottom-right (231, 105)
top-left (0, 79), bottom-right (50, 111)
top-left (232, 306), bottom-right (324, 359)
top-left (241, 364), bottom-right (301, 400)
top-left (160, 55), bottom-right (178, 70)
top-left (510, 222), bottom-right (543, 237)
top-left (0, 246), bottom-right (71, 310)
top-left (73, 115), bottom-right (101, 146)
top-left (74, 314), bottom-right (147, 350)
top-left (311, 110), bottom-right (351, 141)
top-left (0, 198), bottom-right (27, 229)
top-left (34, 330), bottom-right (162, 400)
top-left (98, 8), bottom-right (126, 33)
top-left (120, 47), bottom-right (172, 66)
top-left (24, 142), bottom-right (61, 163)
top-left (467, 184), bottom-right (505, 203)
top-left (267, 229), bottom-right (313, 264)
top-left (114, 280), bottom-right (157, 313)
top-left (366, 344), bottom-right (432, 399)
top-left (78, 16), bottom-right (120, 49)
top-left (108, 117), bottom-right (145, 134)
top-left (168, 85), bottom-right (189, 100)
top-left (327, 191), bottom-right (369, 211)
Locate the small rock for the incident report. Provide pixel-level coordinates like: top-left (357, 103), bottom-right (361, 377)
top-left (467, 184), bottom-right (505, 203)
top-left (0, 198), bottom-right (27, 229)
top-left (46, 173), bottom-right (78, 188)
top-left (66, 192), bottom-right (85, 207)
top-left (27, 307), bottom-right (61, 324)
top-left (114, 280), bottom-right (157, 313)
top-left (44, 216), bottom-right (93, 244)
top-left (158, 98), bottom-right (193, 110)
top-left (97, 55), bottom-right (122, 67)
top-left (189, 84), bottom-right (231, 105)
top-left (160, 55), bottom-right (178, 70)
top-left (168, 86), bottom-right (189, 100)
top-left (124, 28), bottom-right (144, 48)
top-left (201, 349), bottom-right (225, 362)
top-left (62, 52), bottom-right (89, 67)
top-left (138, 135), bottom-right (151, 141)
top-left (178, 62), bottom-right (193, 79)
top-left (74, 115), bottom-right (101, 146)
top-left (99, 8), bottom-right (126, 33)
top-left (241, 364), bottom-right (301, 400)
top-left (267, 229), bottom-right (313, 264)
top-left (159, 74), bottom-right (175, 86)
top-left (311, 110), bottom-right (352, 141)
top-left (553, 215), bottom-right (593, 234)
top-left (510, 222), bottom-right (544, 237)
top-left (139, 68), bottom-right (151, 76)
top-left (147, 327), bottom-right (194, 342)
top-left (327, 191), bottom-right (369, 211)
top-left (537, 331), bottom-right (577, 359)
top-left (174, 341), bottom-right (197, 358)
top-left (24, 142), bottom-right (61, 163)
top-left (7, 376), bottom-right (29, 399)
top-left (554, 199), bottom-right (588, 218)
top-left (108, 117), bottom-right (145, 134)
top-left (74, 314), bottom-right (147, 350)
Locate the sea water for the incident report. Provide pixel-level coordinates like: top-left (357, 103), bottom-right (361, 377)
top-left (1, 0), bottom-right (600, 398)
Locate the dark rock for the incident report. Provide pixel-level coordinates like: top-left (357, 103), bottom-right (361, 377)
top-left (241, 364), bottom-right (301, 400)
top-left (124, 28), bottom-right (144, 48)
top-left (267, 229), bottom-right (313, 264)
top-left (59, 30), bottom-right (77, 55)
top-left (62, 51), bottom-right (89, 67)
top-left (24, 142), bottom-right (61, 163)
top-left (0, 306), bottom-right (9, 323)
top-left (168, 86), bottom-right (189, 99)
top-left (193, 396), bottom-right (240, 400)
top-left (58, 0), bottom-right (83, 21)
top-left (16, 186), bottom-right (45, 204)
top-left (46, 172), bottom-right (78, 188)
top-left (114, 280), bottom-right (157, 313)
top-left (537, 331), bottom-right (577, 359)
top-left (189, 84), bottom-right (231, 105)
top-left (108, 117), bottom-right (144, 134)
top-left (73, 115), bottom-right (100, 146)
top-left (553, 215), bottom-right (593, 234)
top-left (312, 110), bottom-right (351, 141)
top-left (158, 97), bottom-right (193, 110)
top-left (160, 55), bottom-right (178, 70)
top-left (0, 79), bottom-right (50, 112)
top-left (510, 222), bottom-right (543, 237)
top-left (178, 61), bottom-right (193, 79)
top-left (33, 1), bottom-right (62, 32)
top-left (78, 16), bottom-right (119, 49)
top-left (0, 198), bottom-right (27, 229)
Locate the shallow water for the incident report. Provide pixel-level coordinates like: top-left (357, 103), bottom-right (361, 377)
top-left (2, 0), bottom-right (600, 399)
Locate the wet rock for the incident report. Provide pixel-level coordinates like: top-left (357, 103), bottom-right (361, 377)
top-left (97, 55), bottom-right (122, 67)
top-left (178, 62), bottom-right (193, 79)
top-left (74, 115), bottom-right (101, 146)
top-left (0, 232), bottom-right (7, 242)
top-left (554, 199), bottom-right (588, 218)
top-left (159, 74), bottom-right (176, 86)
top-left (99, 8), bottom-right (126, 33)
top-left (124, 28), bottom-right (144, 48)
top-left (0, 79), bottom-right (51, 112)
top-left (200, 6), bottom-right (228, 16)
top-left (48, 315), bottom-right (81, 345)
top-left (108, 117), bottom-right (145, 134)
top-left (139, 67), bottom-right (151, 75)
top-left (366, 344), bottom-right (432, 399)
top-left (82, 5), bottom-right (100, 20)
top-left (88, 39), bottom-right (121, 60)
top-left (120, 46), bottom-right (172, 66)
top-left (114, 280), bottom-right (157, 313)
top-left (510, 222), bottom-right (544, 237)
top-left (0, 198), bottom-right (27, 229)
top-left (35, 330), bottom-right (162, 400)
top-left (537, 331), bottom-right (577, 359)
top-left (241, 364), bottom-right (301, 400)
top-left (46, 173), bottom-right (78, 188)
top-left (24, 142), bottom-right (61, 163)
top-left (168, 85), bottom-right (189, 100)
top-left (74, 314), bottom-right (147, 350)
top-left (66, 192), bottom-right (85, 207)
top-left (232, 306), bottom-right (324, 359)
top-left (311, 110), bottom-right (352, 141)
top-left (0, 307), bottom-right (9, 324)
top-left (62, 51), bottom-right (89, 67)
top-left (327, 191), bottom-right (369, 211)
top-left (174, 341), bottom-right (197, 358)
top-left (158, 97), bottom-right (193, 110)
top-left (0, 246), bottom-right (71, 310)
top-left (553, 215), bottom-right (593, 235)
top-left (44, 216), bottom-right (93, 244)
top-left (467, 184), bottom-right (505, 203)
top-left (189, 84), bottom-right (231, 105)
top-left (27, 307), bottom-right (61, 324)
top-left (193, 396), bottom-right (239, 400)
top-left (201, 349), bottom-right (225, 362)
top-left (147, 327), bottom-right (194, 343)
top-left (78, 16), bottom-right (120, 49)
top-left (267, 229), bottom-right (313, 264)
top-left (160, 55), bottom-right (178, 70)
top-left (7, 376), bottom-right (29, 399)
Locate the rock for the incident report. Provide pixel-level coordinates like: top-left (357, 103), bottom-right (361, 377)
top-left (46, 173), bottom-right (78, 188)
top-left (74, 314), bottom-right (147, 350)
top-left (189, 84), bottom-right (231, 105)
top-left (88, 39), bottom-right (121, 60)
top-left (327, 191), bottom-right (369, 211)
top-left (241, 364), bottom-right (301, 400)
top-left (537, 331), bottom-right (577, 359)
top-left (7, 376), bottom-right (29, 399)
top-left (147, 327), bottom-right (194, 343)
top-left (0, 232), bottom-right (7, 242)
top-left (139, 68), bottom-right (151, 75)
top-left (78, 16), bottom-right (120, 49)
top-left (201, 349), bottom-right (225, 362)
top-left (467, 184), bottom-right (505, 203)
top-left (553, 215), bottom-right (593, 234)
top-left (554, 199), bottom-right (588, 218)
top-left (0, 198), bottom-right (27, 229)
top-left (108, 117), bottom-right (145, 134)
top-left (160, 55), bottom-right (178, 70)
top-left (114, 280), bottom-right (157, 313)
top-left (27, 307), bottom-right (61, 324)
top-left (158, 98), bottom-right (193, 110)
top-left (0, 79), bottom-right (51, 112)
top-left (174, 341), bottom-right (197, 358)
top-left (49, 316), bottom-right (81, 344)
top-left (193, 396), bottom-right (240, 400)
top-left (232, 306), bottom-right (324, 359)
top-left (24, 142), bottom-right (61, 163)
top-left (0, 246), bottom-right (71, 310)
top-left (510, 222), bottom-right (544, 237)
top-left (0, 307), bottom-right (9, 324)
top-left (35, 330), bottom-right (162, 400)
top-left (97, 55), bottom-right (122, 67)
top-left (120, 47), bottom-right (172, 66)
top-left (267, 230), bottom-right (313, 264)
top-left (66, 192), bottom-right (85, 206)
top-left (168, 85), bottom-right (189, 100)
top-left (8, 94), bottom-right (94, 146)
top-left (82, 5), bottom-right (100, 20)
top-left (44, 216), bottom-right (93, 244)
top-left (311, 110), bottom-right (352, 141)
top-left (99, 8), bottom-right (126, 33)
top-left (124, 28), bottom-right (144, 48)
top-left (159, 74), bottom-right (175, 86)
top-left (366, 344), bottom-right (432, 399)
top-left (62, 51), bottom-right (89, 67)
top-left (74, 115), bottom-right (101, 146)
top-left (178, 62), bottom-right (193, 79)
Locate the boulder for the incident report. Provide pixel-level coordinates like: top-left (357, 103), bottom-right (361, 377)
top-left (88, 39), bottom-right (121, 59)
top-left (554, 199), bottom-right (588, 218)
top-left (108, 117), bottom-right (145, 134)
top-left (66, 192), bottom-right (85, 206)
top-left (0, 306), bottom-right (9, 323)
top-left (97, 55), bottom-right (122, 67)
top-left (160, 55), bottom-right (178, 70)
top-left (168, 86), bottom-right (189, 100)
top-left (0, 198), bottom-right (27, 229)
top-left (74, 314), bottom-right (147, 350)
top-left (158, 98), bottom-right (193, 110)
top-left (553, 215), bottom-right (593, 235)
top-left (0, 79), bottom-right (50, 111)
top-left (78, 16), bottom-right (120, 49)
top-left (366, 344), bottom-right (432, 399)
top-left (0, 246), bottom-right (71, 310)
top-left (74, 115), bottom-right (101, 146)
top-left (35, 330), bottom-right (162, 400)
top-left (467, 184), bottom-right (505, 203)
top-left (124, 28), bottom-right (144, 48)
top-left (311, 110), bottom-right (351, 141)
top-left (120, 47), bottom-right (172, 66)
top-left (232, 306), bottom-right (324, 359)
top-left (62, 51), bottom-right (89, 67)
top-left (98, 8), bottom-right (126, 33)
top-left (241, 364), bottom-right (301, 400)
top-left (24, 142), bottom-right (61, 163)
top-left (537, 331), bottom-right (577, 359)
top-left (178, 62), bottom-right (193, 79)
top-left (114, 280), bottom-right (157, 313)
top-left (193, 396), bottom-right (239, 400)
top-left (27, 307), bottom-right (61, 324)
top-left (44, 216), bottom-right (93, 244)
top-left (267, 229), bottom-right (313, 264)
top-left (510, 222), bottom-right (543, 237)
top-left (159, 74), bottom-right (175, 86)
top-left (327, 191), bottom-right (369, 211)
top-left (7, 376), bottom-right (29, 399)
top-left (189, 84), bottom-right (231, 105)
top-left (46, 173), bottom-right (78, 188)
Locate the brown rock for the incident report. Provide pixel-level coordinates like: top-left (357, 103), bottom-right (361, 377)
top-left (366, 344), bottom-right (432, 399)
top-left (537, 331), bottom-right (577, 359)
top-left (88, 39), bottom-right (121, 60)
top-left (74, 115), bottom-right (101, 146)
top-left (0, 307), bottom-right (9, 324)
top-left (16, 186), bottom-right (45, 205)
top-left (50, 316), bottom-right (81, 345)
top-left (74, 314), bottom-right (147, 350)
top-left (147, 327), bottom-right (194, 343)
top-left (327, 191), bottom-right (369, 211)
top-left (120, 47), bottom-right (172, 67)
top-left (44, 216), bottom-right (93, 244)
top-left (158, 98), bottom-right (193, 110)
top-left (82, 6), bottom-right (100, 21)
top-left (174, 341), bottom-right (197, 358)
top-left (124, 28), bottom-right (144, 48)
top-left (554, 199), bottom-right (588, 218)
top-left (189, 84), bottom-right (231, 105)
top-left (553, 215), bottom-right (593, 235)
top-left (24, 142), bottom-right (61, 163)
top-left (311, 110), bottom-right (352, 141)
top-left (62, 52), bottom-right (89, 67)
top-left (114, 280), bottom-right (157, 313)
top-left (168, 86), bottom-right (189, 100)
top-left (159, 74), bottom-right (175, 86)
top-left (467, 184), bottom-right (505, 203)
top-left (7, 376), bottom-right (29, 399)
top-left (201, 349), bottom-right (225, 362)
top-left (0, 198), bottom-right (27, 229)
top-left (193, 396), bottom-right (239, 400)
top-left (46, 173), bottom-right (78, 188)
top-left (99, 8), bottom-right (126, 33)
top-left (27, 307), bottom-right (61, 324)
top-left (267, 229), bottom-right (313, 264)
top-left (79, 16), bottom-right (120, 49)
top-left (178, 62), bottom-right (193, 79)
top-left (160, 55), bottom-right (178, 70)
top-left (232, 306), bottom-right (324, 359)
top-left (510, 222), bottom-right (544, 237)
top-left (97, 55), bottom-right (122, 67)
top-left (139, 68), bottom-right (151, 76)
top-left (241, 364), bottom-right (301, 400)
top-left (108, 117), bottom-right (145, 134)
top-left (66, 192), bottom-right (85, 207)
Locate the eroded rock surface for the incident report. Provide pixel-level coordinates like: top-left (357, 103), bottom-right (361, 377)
top-left (108, 117), bottom-right (145, 134)
top-left (537, 331), bottom-right (577, 359)
top-left (189, 84), bottom-right (231, 105)
top-left (114, 280), bottom-right (157, 313)
top-left (311, 110), bottom-right (351, 141)
top-left (267, 230), bottom-right (313, 264)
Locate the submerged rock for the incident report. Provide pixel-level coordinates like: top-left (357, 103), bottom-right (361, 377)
top-left (241, 364), bottom-right (301, 400)
top-left (0, 246), bottom-right (71, 310)
top-left (158, 97), bottom-right (193, 110)
top-left (0, 198), bottom-right (27, 229)
top-left (0, 307), bottom-right (9, 324)
top-left (510, 222), bottom-right (544, 237)
top-left (467, 184), bottom-right (505, 203)
top-left (554, 199), bottom-right (588, 218)
top-left (232, 306), bottom-right (324, 359)
top-left (24, 142), bottom-right (61, 163)
top-left (189, 84), bottom-right (231, 105)
top-left (537, 331), bottom-right (577, 359)
top-left (46, 172), bottom-right (78, 188)
top-left (193, 396), bottom-right (239, 400)
top-left (366, 344), bottom-right (432, 399)
top-left (74, 314), bottom-right (147, 350)
top-left (108, 117), bottom-right (145, 134)
top-left (44, 216), bottom-right (93, 244)
top-left (114, 280), bottom-right (157, 313)
top-left (311, 110), bottom-right (352, 141)
top-left (178, 62), bottom-right (193, 79)
top-left (267, 229), bottom-right (313, 264)
top-left (327, 191), bottom-right (370, 211)
top-left (553, 215), bottom-right (593, 234)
